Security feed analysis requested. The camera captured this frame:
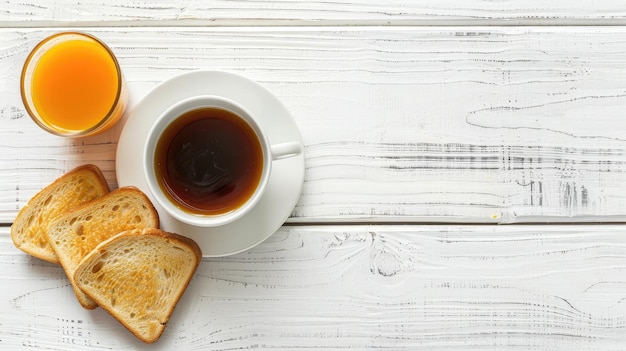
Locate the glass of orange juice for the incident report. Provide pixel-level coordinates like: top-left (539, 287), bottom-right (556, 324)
top-left (21, 32), bottom-right (127, 137)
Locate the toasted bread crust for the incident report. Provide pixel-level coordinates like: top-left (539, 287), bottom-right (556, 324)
top-left (74, 228), bottom-right (201, 343)
top-left (10, 164), bottom-right (110, 263)
top-left (46, 186), bottom-right (160, 309)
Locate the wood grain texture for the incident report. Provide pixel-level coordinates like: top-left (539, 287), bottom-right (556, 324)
top-left (2, 0), bottom-right (626, 25)
top-left (2, 224), bottom-right (626, 349)
top-left (2, 27), bottom-right (626, 223)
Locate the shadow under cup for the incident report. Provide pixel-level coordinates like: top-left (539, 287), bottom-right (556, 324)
top-left (145, 96), bottom-right (302, 227)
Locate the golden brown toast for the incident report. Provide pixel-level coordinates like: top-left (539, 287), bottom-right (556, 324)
top-left (74, 228), bottom-right (201, 343)
top-left (46, 186), bottom-right (159, 309)
top-left (11, 164), bottom-right (110, 263)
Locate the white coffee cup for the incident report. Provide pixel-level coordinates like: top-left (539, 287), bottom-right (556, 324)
top-left (144, 95), bottom-right (302, 227)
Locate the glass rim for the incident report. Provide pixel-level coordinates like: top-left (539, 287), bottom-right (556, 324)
top-left (20, 31), bottom-right (124, 137)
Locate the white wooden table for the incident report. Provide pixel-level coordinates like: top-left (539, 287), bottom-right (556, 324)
top-left (2, 1), bottom-right (626, 349)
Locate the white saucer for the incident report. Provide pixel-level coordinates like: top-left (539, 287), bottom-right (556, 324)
top-left (116, 70), bottom-right (304, 257)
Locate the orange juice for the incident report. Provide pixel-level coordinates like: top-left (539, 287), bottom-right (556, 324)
top-left (21, 32), bottom-right (126, 137)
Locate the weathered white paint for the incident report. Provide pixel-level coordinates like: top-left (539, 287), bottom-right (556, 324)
top-left (1, 0), bottom-right (626, 24)
top-left (3, 2), bottom-right (626, 349)
top-left (3, 225), bottom-right (626, 349)
top-left (1, 27), bottom-right (626, 223)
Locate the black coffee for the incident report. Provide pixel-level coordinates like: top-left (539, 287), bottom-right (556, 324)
top-left (154, 107), bottom-right (263, 215)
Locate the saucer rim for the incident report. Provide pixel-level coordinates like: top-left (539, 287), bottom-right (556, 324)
top-left (115, 70), bottom-right (304, 257)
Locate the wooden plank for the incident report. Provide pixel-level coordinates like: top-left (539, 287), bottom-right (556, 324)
top-left (2, 27), bottom-right (626, 223)
top-left (2, 0), bottom-right (626, 25)
top-left (2, 224), bottom-right (626, 349)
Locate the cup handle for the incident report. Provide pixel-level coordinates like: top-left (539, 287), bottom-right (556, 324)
top-left (271, 142), bottom-right (302, 160)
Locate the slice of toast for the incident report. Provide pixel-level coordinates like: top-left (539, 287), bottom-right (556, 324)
top-left (74, 228), bottom-right (201, 343)
top-left (11, 164), bottom-right (110, 264)
top-left (46, 186), bottom-right (159, 309)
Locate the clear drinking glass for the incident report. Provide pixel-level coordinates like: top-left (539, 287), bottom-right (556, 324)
top-left (21, 32), bottom-right (127, 137)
